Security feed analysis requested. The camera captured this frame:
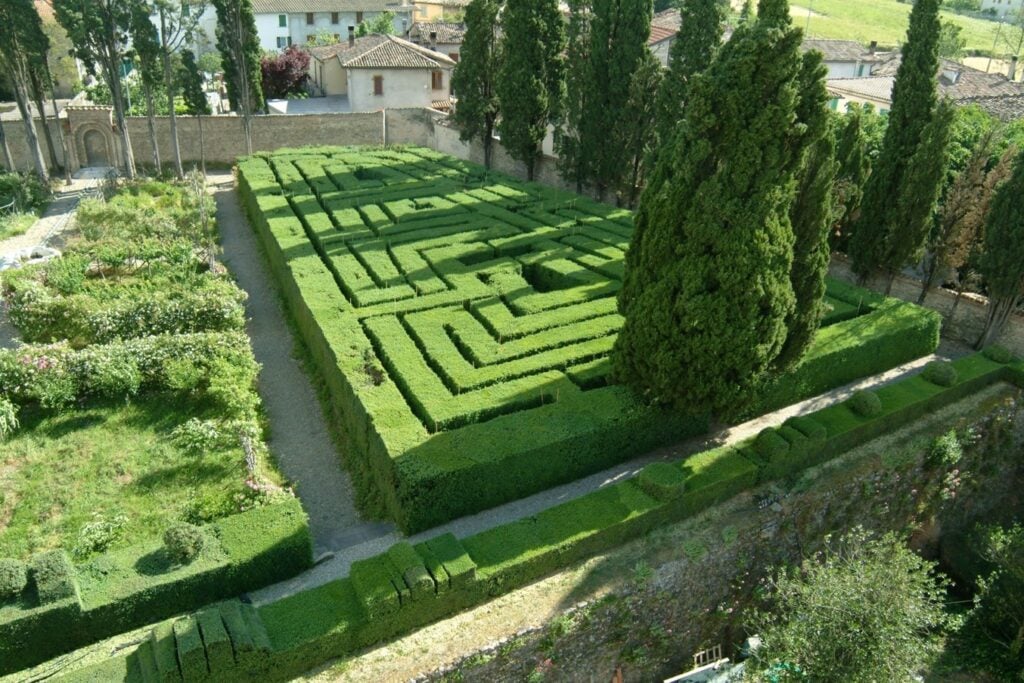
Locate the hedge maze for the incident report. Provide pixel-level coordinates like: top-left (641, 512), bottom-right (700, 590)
top-left (238, 146), bottom-right (942, 532)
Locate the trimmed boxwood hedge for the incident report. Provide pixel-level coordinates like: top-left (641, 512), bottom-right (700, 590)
top-left (44, 354), bottom-right (1024, 683)
top-left (0, 500), bottom-right (312, 676)
top-left (238, 146), bottom-right (942, 534)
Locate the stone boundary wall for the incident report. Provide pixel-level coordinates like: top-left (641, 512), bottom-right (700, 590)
top-left (829, 254), bottom-right (1024, 356)
top-left (1, 118), bottom-right (67, 173)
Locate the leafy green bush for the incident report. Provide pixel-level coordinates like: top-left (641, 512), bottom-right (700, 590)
top-left (922, 360), bottom-right (958, 387)
top-left (0, 558), bottom-right (28, 600)
top-left (164, 523), bottom-right (205, 564)
top-left (982, 345), bottom-right (1014, 364)
top-left (928, 429), bottom-right (963, 468)
top-left (0, 397), bottom-right (18, 441)
top-left (847, 390), bottom-right (883, 417)
top-left (30, 550), bottom-right (77, 604)
top-left (0, 172), bottom-right (49, 213)
top-left (72, 514), bottom-right (128, 559)
top-left (171, 418), bottom-right (228, 455)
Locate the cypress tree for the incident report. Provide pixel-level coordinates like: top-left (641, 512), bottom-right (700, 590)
top-left (618, 49), bottom-right (663, 207)
top-left (212, 0), bottom-right (264, 155)
top-left (655, 0), bottom-right (723, 147)
top-left (832, 107), bottom-right (871, 249)
top-left (977, 148), bottom-right (1024, 349)
top-left (178, 50), bottom-right (211, 174)
top-left (128, 1), bottom-right (163, 173)
top-left (496, 0), bottom-right (565, 180)
top-left (876, 98), bottom-right (954, 293)
top-left (556, 0), bottom-right (593, 192)
top-left (613, 0), bottom-right (821, 416)
top-left (848, 0), bottom-right (941, 283)
top-left (450, 0), bottom-right (502, 169)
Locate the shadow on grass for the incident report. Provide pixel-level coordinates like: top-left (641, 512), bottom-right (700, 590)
top-left (132, 461), bottom-right (232, 491)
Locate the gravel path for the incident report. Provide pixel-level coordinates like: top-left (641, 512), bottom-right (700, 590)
top-left (211, 177), bottom-right (394, 556)
top-left (251, 344), bottom-right (967, 605)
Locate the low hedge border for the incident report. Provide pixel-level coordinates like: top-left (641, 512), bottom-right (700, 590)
top-left (0, 499), bottom-right (312, 676)
top-left (237, 147), bottom-right (942, 534)
top-left (46, 352), bottom-right (1022, 683)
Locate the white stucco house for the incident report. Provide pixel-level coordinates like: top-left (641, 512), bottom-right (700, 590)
top-left (308, 33), bottom-right (456, 111)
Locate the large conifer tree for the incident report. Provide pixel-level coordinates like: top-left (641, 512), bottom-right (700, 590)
top-left (450, 0), bottom-right (502, 169)
top-left (496, 0), bottom-right (565, 180)
top-left (848, 0), bottom-right (942, 284)
top-left (613, 0), bottom-right (825, 416)
top-left (977, 148), bottom-right (1024, 349)
top-left (557, 0), bottom-right (594, 192)
top-left (128, 1), bottom-right (163, 172)
top-left (212, 0), bottom-right (264, 155)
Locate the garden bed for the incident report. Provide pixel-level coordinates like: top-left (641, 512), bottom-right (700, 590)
top-left (238, 145), bottom-right (941, 533)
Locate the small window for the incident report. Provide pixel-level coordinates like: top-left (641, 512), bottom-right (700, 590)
top-left (373, 75), bottom-right (384, 95)
top-left (278, 14), bottom-right (286, 27)
top-left (431, 70), bottom-right (443, 90)
top-left (277, 36), bottom-right (288, 48)
top-left (356, 11), bottom-right (364, 23)
top-left (331, 12), bottom-right (339, 24)
top-left (306, 12), bottom-right (314, 25)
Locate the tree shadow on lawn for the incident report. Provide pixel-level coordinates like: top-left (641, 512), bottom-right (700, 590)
top-left (132, 461), bottom-right (233, 492)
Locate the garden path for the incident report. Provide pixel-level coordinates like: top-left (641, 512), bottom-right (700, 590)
top-left (210, 175), bottom-right (395, 556)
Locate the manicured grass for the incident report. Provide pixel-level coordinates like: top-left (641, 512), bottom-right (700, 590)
top-left (787, 0), bottom-right (1001, 53)
top-left (0, 395), bottom-right (281, 561)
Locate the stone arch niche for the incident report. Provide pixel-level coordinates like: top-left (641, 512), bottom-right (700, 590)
top-left (76, 124), bottom-right (114, 168)
top-left (64, 106), bottom-right (121, 173)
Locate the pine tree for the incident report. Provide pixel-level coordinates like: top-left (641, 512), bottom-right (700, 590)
top-left (450, 0), bottom-right (502, 169)
top-left (0, 0), bottom-right (53, 181)
top-left (613, 0), bottom-right (822, 416)
top-left (919, 131), bottom-right (1010, 304)
top-left (211, 0), bottom-right (264, 155)
top-left (656, 0), bottom-right (722, 148)
top-left (977, 148), bottom-right (1024, 349)
top-left (848, 0), bottom-right (941, 284)
top-left (128, 0), bottom-right (163, 172)
top-left (54, 0), bottom-right (138, 178)
top-left (178, 50), bottom-right (211, 174)
top-left (496, 0), bottom-right (565, 180)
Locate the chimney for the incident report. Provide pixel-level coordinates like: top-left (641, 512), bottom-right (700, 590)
top-left (429, 30), bottom-right (437, 50)
top-left (869, 40), bottom-right (877, 55)
top-left (348, 26), bottom-right (355, 47)
top-left (1011, 55), bottom-right (1019, 81)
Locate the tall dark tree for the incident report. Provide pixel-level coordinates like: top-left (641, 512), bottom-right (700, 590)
top-left (54, 0), bottom-right (137, 177)
top-left (129, 0), bottom-right (164, 172)
top-left (618, 50), bottom-right (663, 207)
top-left (613, 0), bottom-right (824, 416)
top-left (977, 148), bottom-right (1024, 349)
top-left (848, 0), bottom-right (942, 286)
top-left (211, 0), bottom-right (264, 155)
top-left (451, 0), bottom-right (502, 169)
top-left (0, 0), bottom-right (52, 181)
top-left (496, 0), bottom-right (565, 180)
top-left (831, 107), bottom-right (871, 249)
top-left (154, 0), bottom-right (206, 178)
top-left (557, 0), bottom-right (593, 191)
top-left (655, 0), bottom-right (723, 147)
top-left (179, 50), bottom-right (211, 174)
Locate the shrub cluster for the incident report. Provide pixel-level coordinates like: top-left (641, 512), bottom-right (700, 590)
top-left (922, 360), bottom-right (958, 387)
top-left (847, 390), bottom-right (883, 417)
top-left (164, 523), bottom-right (205, 564)
top-left (0, 558), bottom-right (27, 600)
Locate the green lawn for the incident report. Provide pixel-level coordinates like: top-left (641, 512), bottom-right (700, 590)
top-left (0, 395), bottom-right (279, 561)
top-left (0, 212), bottom-right (38, 240)
top-left (789, 0), bottom-right (1001, 53)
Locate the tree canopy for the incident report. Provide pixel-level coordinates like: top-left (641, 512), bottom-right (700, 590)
top-left (450, 0), bottom-right (502, 168)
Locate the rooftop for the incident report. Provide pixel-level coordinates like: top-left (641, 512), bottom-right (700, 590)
top-left (407, 21), bottom-right (466, 44)
top-left (873, 56), bottom-right (1024, 100)
top-left (826, 76), bottom-right (896, 103)
top-left (648, 25), bottom-right (676, 46)
top-left (801, 38), bottom-right (886, 63)
top-left (309, 33), bottom-right (457, 69)
top-left (651, 7), bottom-right (681, 31)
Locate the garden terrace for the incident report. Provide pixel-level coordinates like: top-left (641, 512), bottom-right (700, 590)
top-left (238, 146), bottom-right (942, 533)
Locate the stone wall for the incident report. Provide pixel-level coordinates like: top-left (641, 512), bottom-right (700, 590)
top-left (829, 255), bottom-right (1024, 356)
top-left (1, 117), bottom-right (67, 173)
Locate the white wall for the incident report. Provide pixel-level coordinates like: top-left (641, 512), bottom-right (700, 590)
top-left (255, 13), bottom-right (293, 51)
top-left (285, 11), bottom-right (413, 46)
top-left (347, 68), bottom-right (450, 111)
top-left (651, 39), bottom-right (672, 67)
top-left (824, 60), bottom-right (875, 79)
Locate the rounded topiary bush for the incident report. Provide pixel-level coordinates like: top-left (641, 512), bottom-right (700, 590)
top-left (0, 559), bottom-right (28, 600)
top-left (847, 390), bottom-right (882, 418)
top-left (922, 360), bottom-right (958, 387)
top-left (163, 523), bottom-right (205, 564)
top-left (982, 345), bottom-right (1014, 364)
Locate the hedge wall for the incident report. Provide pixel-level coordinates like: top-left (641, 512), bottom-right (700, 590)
top-left (46, 353), bottom-right (1023, 683)
top-left (237, 146), bottom-right (942, 534)
top-left (0, 500), bottom-right (311, 676)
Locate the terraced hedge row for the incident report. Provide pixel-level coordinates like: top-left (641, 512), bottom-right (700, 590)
top-left (238, 145), bottom-right (942, 533)
top-left (0, 500), bottom-right (312, 676)
top-left (49, 352), bottom-right (1024, 683)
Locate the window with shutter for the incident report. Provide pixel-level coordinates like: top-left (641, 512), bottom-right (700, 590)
top-left (373, 75), bottom-right (384, 95)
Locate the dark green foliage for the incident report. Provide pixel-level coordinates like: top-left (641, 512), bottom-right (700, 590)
top-left (832, 107), bottom-right (872, 249)
top-left (211, 0), bottom-right (264, 151)
top-left (978, 148), bottom-right (1024, 349)
top-left (173, 615), bottom-right (208, 680)
top-left (179, 50), bottom-right (212, 116)
top-left (617, 50), bottom-right (663, 206)
top-left (983, 345), bottom-right (1014, 364)
top-left (30, 550), bottom-right (78, 604)
top-left (922, 359), bottom-right (958, 387)
top-left (556, 0), bottom-right (592, 191)
top-left (754, 428), bottom-right (791, 461)
top-left (450, 0), bottom-right (502, 168)
top-left (496, 0), bottom-right (565, 179)
top-left (614, 12), bottom-right (831, 416)
top-left (0, 559), bottom-right (28, 600)
top-left (656, 0), bottom-right (723, 146)
top-left (847, 389), bottom-right (883, 417)
top-left (635, 461), bottom-right (688, 500)
top-left (164, 523), bottom-right (205, 565)
top-left (128, 0), bottom-right (163, 169)
top-left (927, 429), bottom-right (962, 468)
top-left (849, 0), bottom-right (942, 280)
top-left (197, 607), bottom-right (235, 675)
